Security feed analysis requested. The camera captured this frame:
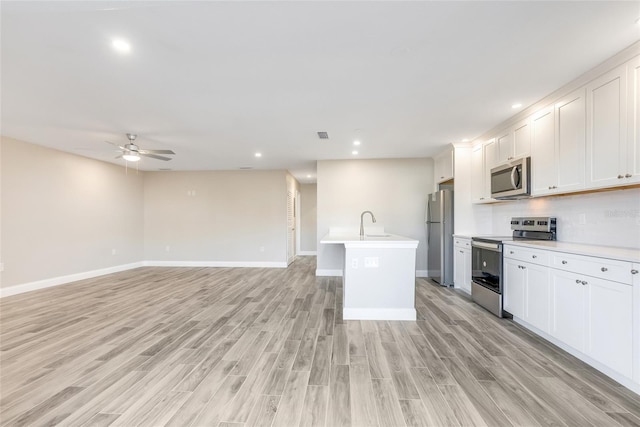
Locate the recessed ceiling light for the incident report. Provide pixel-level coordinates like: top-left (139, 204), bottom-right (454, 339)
top-left (307, 174), bottom-right (311, 178)
top-left (353, 140), bottom-right (361, 146)
top-left (512, 103), bottom-right (522, 109)
top-left (462, 138), bottom-right (469, 142)
top-left (112, 38), bottom-right (131, 53)
top-left (352, 150), bottom-right (358, 155)
top-left (255, 152), bottom-right (262, 158)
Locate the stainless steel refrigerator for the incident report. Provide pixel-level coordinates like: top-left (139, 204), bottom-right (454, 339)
top-left (425, 189), bottom-right (454, 286)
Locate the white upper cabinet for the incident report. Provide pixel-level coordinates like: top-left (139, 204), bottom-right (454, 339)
top-left (496, 119), bottom-right (531, 164)
top-left (531, 89), bottom-right (586, 196)
top-left (585, 63), bottom-right (628, 189)
top-left (555, 89), bottom-right (586, 192)
top-left (627, 56), bottom-right (640, 184)
top-left (434, 146), bottom-right (454, 184)
top-left (471, 141), bottom-right (494, 203)
top-left (531, 105), bottom-right (556, 195)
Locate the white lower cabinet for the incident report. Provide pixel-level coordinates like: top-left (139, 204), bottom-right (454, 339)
top-left (586, 276), bottom-right (633, 378)
top-left (504, 244), bottom-right (638, 390)
top-left (504, 256), bottom-right (550, 333)
top-left (453, 238), bottom-right (471, 294)
top-left (503, 258), bottom-right (525, 318)
top-left (550, 268), bottom-right (587, 352)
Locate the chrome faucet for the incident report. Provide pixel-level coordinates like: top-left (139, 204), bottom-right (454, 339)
top-left (360, 211), bottom-right (377, 238)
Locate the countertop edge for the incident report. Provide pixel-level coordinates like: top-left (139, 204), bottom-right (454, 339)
top-left (504, 240), bottom-right (640, 263)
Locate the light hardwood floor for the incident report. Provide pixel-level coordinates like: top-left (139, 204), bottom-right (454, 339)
top-left (1, 256), bottom-right (639, 426)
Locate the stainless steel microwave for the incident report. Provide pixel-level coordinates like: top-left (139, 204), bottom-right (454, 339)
top-left (490, 157), bottom-right (531, 199)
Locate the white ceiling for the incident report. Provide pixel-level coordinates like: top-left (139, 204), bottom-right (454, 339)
top-left (2, 1), bottom-right (639, 183)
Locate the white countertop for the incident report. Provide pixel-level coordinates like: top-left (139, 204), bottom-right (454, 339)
top-left (320, 233), bottom-right (419, 248)
top-left (505, 240), bottom-right (640, 263)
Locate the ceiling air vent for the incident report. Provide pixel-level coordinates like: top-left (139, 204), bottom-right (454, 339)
top-left (317, 131), bottom-right (329, 139)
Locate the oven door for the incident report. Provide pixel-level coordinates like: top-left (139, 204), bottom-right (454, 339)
top-left (471, 240), bottom-right (502, 294)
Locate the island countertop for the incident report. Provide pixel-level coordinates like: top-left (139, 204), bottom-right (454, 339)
top-left (320, 233), bottom-right (419, 248)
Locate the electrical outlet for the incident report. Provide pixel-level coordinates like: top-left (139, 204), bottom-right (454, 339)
top-left (259, 246), bottom-right (265, 252)
top-left (579, 213), bottom-right (586, 225)
top-left (165, 245), bottom-right (171, 252)
top-left (0, 262), bottom-right (4, 272)
top-left (111, 249), bottom-right (117, 255)
top-left (351, 258), bottom-right (358, 269)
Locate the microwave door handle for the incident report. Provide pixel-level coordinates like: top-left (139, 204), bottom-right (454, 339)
top-left (510, 166), bottom-right (520, 189)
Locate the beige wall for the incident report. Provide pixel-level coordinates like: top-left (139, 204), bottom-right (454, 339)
top-left (317, 158), bottom-right (433, 273)
top-left (144, 170), bottom-right (288, 263)
top-left (1, 137), bottom-right (144, 288)
top-left (299, 184), bottom-right (317, 253)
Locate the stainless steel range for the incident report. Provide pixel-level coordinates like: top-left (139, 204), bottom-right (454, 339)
top-left (471, 217), bottom-right (556, 317)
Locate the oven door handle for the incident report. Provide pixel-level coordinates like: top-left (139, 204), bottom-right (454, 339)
top-left (471, 240), bottom-right (502, 252)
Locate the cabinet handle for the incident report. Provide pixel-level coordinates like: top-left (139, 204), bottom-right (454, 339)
top-left (548, 186), bottom-right (552, 190)
top-left (576, 279), bottom-right (581, 284)
top-left (632, 269), bottom-right (638, 274)
top-left (618, 175), bottom-right (624, 179)
top-left (581, 281), bottom-right (588, 285)
top-left (510, 251), bottom-right (514, 254)
top-left (600, 267), bottom-right (608, 272)
top-left (460, 250), bottom-right (464, 254)
top-left (440, 176), bottom-right (445, 179)
top-left (562, 260), bottom-right (567, 264)
top-left (625, 173), bottom-right (632, 178)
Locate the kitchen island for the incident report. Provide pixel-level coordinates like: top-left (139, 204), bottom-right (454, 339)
top-left (320, 232), bottom-right (419, 320)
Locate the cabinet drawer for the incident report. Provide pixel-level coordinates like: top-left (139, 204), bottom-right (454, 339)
top-left (504, 246), bottom-right (550, 266)
top-left (454, 238), bottom-right (471, 250)
top-left (551, 253), bottom-right (632, 284)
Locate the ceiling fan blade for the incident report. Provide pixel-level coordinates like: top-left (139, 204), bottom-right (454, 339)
top-left (106, 140), bottom-right (127, 150)
top-left (140, 153), bottom-right (172, 161)
top-left (139, 149), bottom-right (175, 155)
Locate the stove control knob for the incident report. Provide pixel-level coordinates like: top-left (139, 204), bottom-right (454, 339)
top-left (562, 260), bottom-right (568, 264)
top-left (601, 267), bottom-right (608, 272)
top-left (575, 279), bottom-right (581, 284)
top-left (632, 269), bottom-right (638, 274)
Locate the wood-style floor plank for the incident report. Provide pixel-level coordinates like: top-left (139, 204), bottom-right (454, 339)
top-left (1, 257), bottom-right (638, 427)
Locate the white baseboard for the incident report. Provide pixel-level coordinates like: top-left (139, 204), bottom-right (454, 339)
top-left (343, 308), bottom-right (417, 321)
top-left (143, 261), bottom-right (288, 268)
top-left (315, 269), bottom-right (343, 277)
top-left (0, 262), bottom-right (144, 298)
top-left (297, 251), bottom-right (317, 256)
top-left (416, 270), bottom-right (429, 278)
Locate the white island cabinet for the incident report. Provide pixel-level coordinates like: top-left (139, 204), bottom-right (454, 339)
top-left (320, 232), bottom-right (419, 321)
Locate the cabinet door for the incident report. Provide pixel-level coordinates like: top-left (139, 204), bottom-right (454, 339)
top-left (484, 138), bottom-right (498, 198)
top-left (435, 148), bottom-right (454, 183)
top-left (586, 277), bottom-right (633, 378)
top-left (471, 145), bottom-right (486, 202)
top-left (531, 106), bottom-right (556, 195)
top-left (586, 64), bottom-right (627, 188)
top-left (513, 119), bottom-right (531, 159)
top-left (555, 88), bottom-right (586, 193)
top-left (504, 258), bottom-right (525, 318)
top-left (524, 263), bottom-right (550, 333)
top-left (454, 248), bottom-right (465, 290)
top-left (496, 128), bottom-right (513, 164)
top-left (627, 56), bottom-right (640, 184)
top-left (462, 249), bottom-right (472, 294)
top-left (550, 269), bottom-right (586, 352)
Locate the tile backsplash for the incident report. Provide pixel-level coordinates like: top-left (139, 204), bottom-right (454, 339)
top-left (489, 187), bottom-right (640, 249)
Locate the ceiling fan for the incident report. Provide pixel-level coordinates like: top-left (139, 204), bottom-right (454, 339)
top-left (107, 133), bottom-right (175, 162)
